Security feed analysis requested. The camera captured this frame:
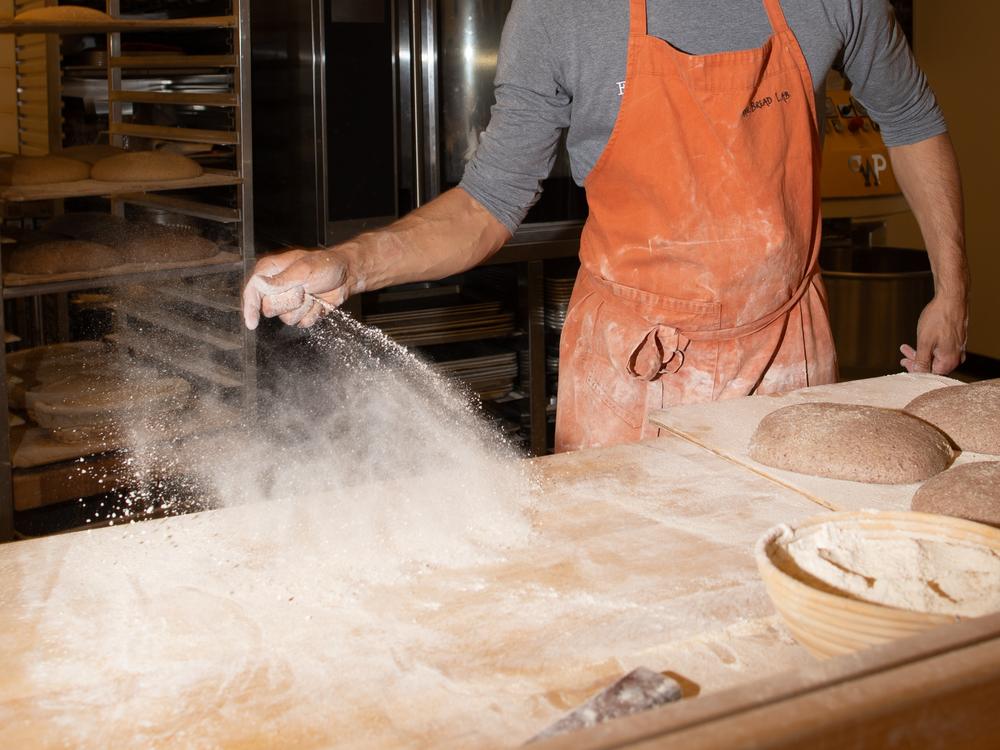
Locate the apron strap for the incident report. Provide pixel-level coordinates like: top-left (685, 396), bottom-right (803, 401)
top-left (688, 264), bottom-right (816, 343)
top-left (582, 264), bottom-right (817, 377)
top-left (761, 0), bottom-right (791, 35)
top-left (629, 0), bottom-right (648, 37)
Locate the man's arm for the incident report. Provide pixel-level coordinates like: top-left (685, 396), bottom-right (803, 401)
top-left (242, 188), bottom-right (510, 329)
top-left (243, 0), bottom-right (566, 330)
top-left (888, 133), bottom-right (969, 374)
top-left (837, 0), bottom-right (965, 373)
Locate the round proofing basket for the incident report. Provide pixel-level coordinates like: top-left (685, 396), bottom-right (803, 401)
top-left (755, 511), bottom-right (1000, 660)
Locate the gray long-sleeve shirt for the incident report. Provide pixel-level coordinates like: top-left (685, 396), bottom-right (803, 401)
top-left (459, 0), bottom-right (946, 233)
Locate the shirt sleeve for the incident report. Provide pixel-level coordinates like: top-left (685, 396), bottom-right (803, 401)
top-left (458, 0), bottom-right (571, 234)
top-left (838, 0), bottom-right (947, 147)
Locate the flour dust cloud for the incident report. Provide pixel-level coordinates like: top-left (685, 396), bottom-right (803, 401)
top-left (115, 306), bottom-right (537, 583)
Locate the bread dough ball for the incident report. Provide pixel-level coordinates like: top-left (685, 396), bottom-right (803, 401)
top-left (90, 151), bottom-right (203, 182)
top-left (6, 240), bottom-right (125, 275)
top-left (14, 6), bottom-right (113, 22)
top-left (120, 224), bottom-right (219, 263)
top-left (912, 461), bottom-right (1000, 528)
top-left (904, 380), bottom-right (1000, 455)
top-left (748, 402), bottom-right (955, 484)
top-left (60, 144), bottom-right (125, 165)
top-left (0, 156), bottom-right (91, 186)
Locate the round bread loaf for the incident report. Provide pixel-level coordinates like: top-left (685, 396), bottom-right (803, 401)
top-left (60, 144), bottom-right (124, 165)
top-left (120, 224), bottom-right (219, 263)
top-left (0, 156), bottom-right (90, 186)
top-left (14, 6), bottom-right (112, 22)
top-left (31, 372), bottom-right (191, 441)
top-left (90, 151), bottom-right (203, 182)
top-left (6, 240), bottom-right (124, 275)
top-left (912, 461), bottom-right (1000, 528)
top-left (904, 380), bottom-right (1000, 456)
top-left (39, 215), bottom-right (218, 263)
top-left (6, 342), bottom-right (111, 410)
top-left (748, 402), bottom-right (955, 484)
top-left (24, 370), bottom-right (123, 422)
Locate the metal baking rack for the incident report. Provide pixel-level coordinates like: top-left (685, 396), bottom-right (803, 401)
top-left (0, 0), bottom-right (255, 540)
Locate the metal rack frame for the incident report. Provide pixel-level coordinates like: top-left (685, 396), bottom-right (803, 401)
top-left (0, 0), bottom-right (256, 541)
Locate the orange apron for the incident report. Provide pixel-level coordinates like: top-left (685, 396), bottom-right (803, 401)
top-left (555, 0), bottom-right (838, 452)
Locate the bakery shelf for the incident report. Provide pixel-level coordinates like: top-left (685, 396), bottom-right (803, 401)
top-left (140, 283), bottom-right (241, 313)
top-left (110, 54), bottom-right (236, 70)
top-left (384, 328), bottom-right (520, 348)
top-left (109, 90), bottom-right (238, 108)
top-left (11, 400), bottom-right (241, 511)
top-left (116, 301), bottom-right (243, 352)
top-left (17, 57), bottom-right (48, 76)
top-left (107, 331), bottom-right (244, 389)
top-left (12, 451), bottom-right (124, 512)
top-left (61, 65), bottom-right (108, 76)
top-left (2, 0), bottom-right (257, 538)
top-left (2, 257), bottom-right (242, 299)
top-left (109, 122), bottom-right (238, 145)
top-left (0, 169), bottom-right (241, 202)
top-left (0, 16), bottom-right (236, 35)
top-left (118, 192), bottom-right (241, 223)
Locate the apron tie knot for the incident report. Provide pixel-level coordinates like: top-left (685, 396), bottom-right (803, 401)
top-left (626, 324), bottom-right (690, 381)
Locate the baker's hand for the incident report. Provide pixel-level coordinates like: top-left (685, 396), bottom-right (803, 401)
top-left (242, 248), bottom-right (352, 330)
top-left (900, 295), bottom-right (968, 375)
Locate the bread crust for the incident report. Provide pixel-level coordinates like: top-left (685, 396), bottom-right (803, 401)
top-left (90, 151), bottom-right (203, 182)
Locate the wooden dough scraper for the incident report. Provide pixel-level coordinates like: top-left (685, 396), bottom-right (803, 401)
top-left (526, 667), bottom-right (683, 744)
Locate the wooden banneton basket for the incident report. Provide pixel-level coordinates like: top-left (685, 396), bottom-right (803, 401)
top-left (755, 511), bottom-right (1000, 659)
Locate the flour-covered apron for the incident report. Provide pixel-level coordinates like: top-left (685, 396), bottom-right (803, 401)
top-left (555, 0), bottom-right (838, 452)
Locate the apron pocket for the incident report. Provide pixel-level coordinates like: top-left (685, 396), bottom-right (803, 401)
top-left (583, 351), bottom-right (648, 429)
top-left (581, 298), bottom-right (657, 430)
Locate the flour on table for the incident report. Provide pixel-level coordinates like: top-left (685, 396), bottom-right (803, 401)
top-left (781, 523), bottom-right (1000, 617)
top-left (8, 308), bottom-right (540, 746)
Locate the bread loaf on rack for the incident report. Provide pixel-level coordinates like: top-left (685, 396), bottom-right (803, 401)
top-left (6, 342), bottom-right (113, 410)
top-left (90, 151), bottom-right (203, 182)
top-left (38, 213), bottom-right (221, 265)
top-left (5, 240), bottom-right (125, 275)
top-left (0, 156), bottom-right (91, 186)
top-left (120, 224), bottom-right (219, 263)
top-left (14, 6), bottom-right (113, 23)
top-left (29, 372), bottom-right (192, 444)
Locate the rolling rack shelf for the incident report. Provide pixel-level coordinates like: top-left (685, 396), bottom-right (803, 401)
top-left (0, 14), bottom-right (234, 34)
top-left (0, 169), bottom-right (241, 201)
top-left (0, 0), bottom-right (255, 541)
top-left (2, 256), bottom-right (243, 298)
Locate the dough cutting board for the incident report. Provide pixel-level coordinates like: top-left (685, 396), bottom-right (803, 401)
top-left (0, 434), bottom-right (823, 749)
top-left (648, 373), bottom-right (991, 513)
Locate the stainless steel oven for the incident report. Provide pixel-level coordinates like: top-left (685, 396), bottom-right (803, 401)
top-left (251, 0), bottom-right (587, 248)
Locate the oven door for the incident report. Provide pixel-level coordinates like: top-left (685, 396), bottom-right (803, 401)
top-left (324, 0), bottom-right (587, 244)
top-left (252, 0), bottom-right (587, 249)
top-left (426, 0), bottom-right (587, 228)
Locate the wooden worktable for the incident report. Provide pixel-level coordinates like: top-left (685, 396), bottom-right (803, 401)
top-left (0, 375), bottom-right (960, 747)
